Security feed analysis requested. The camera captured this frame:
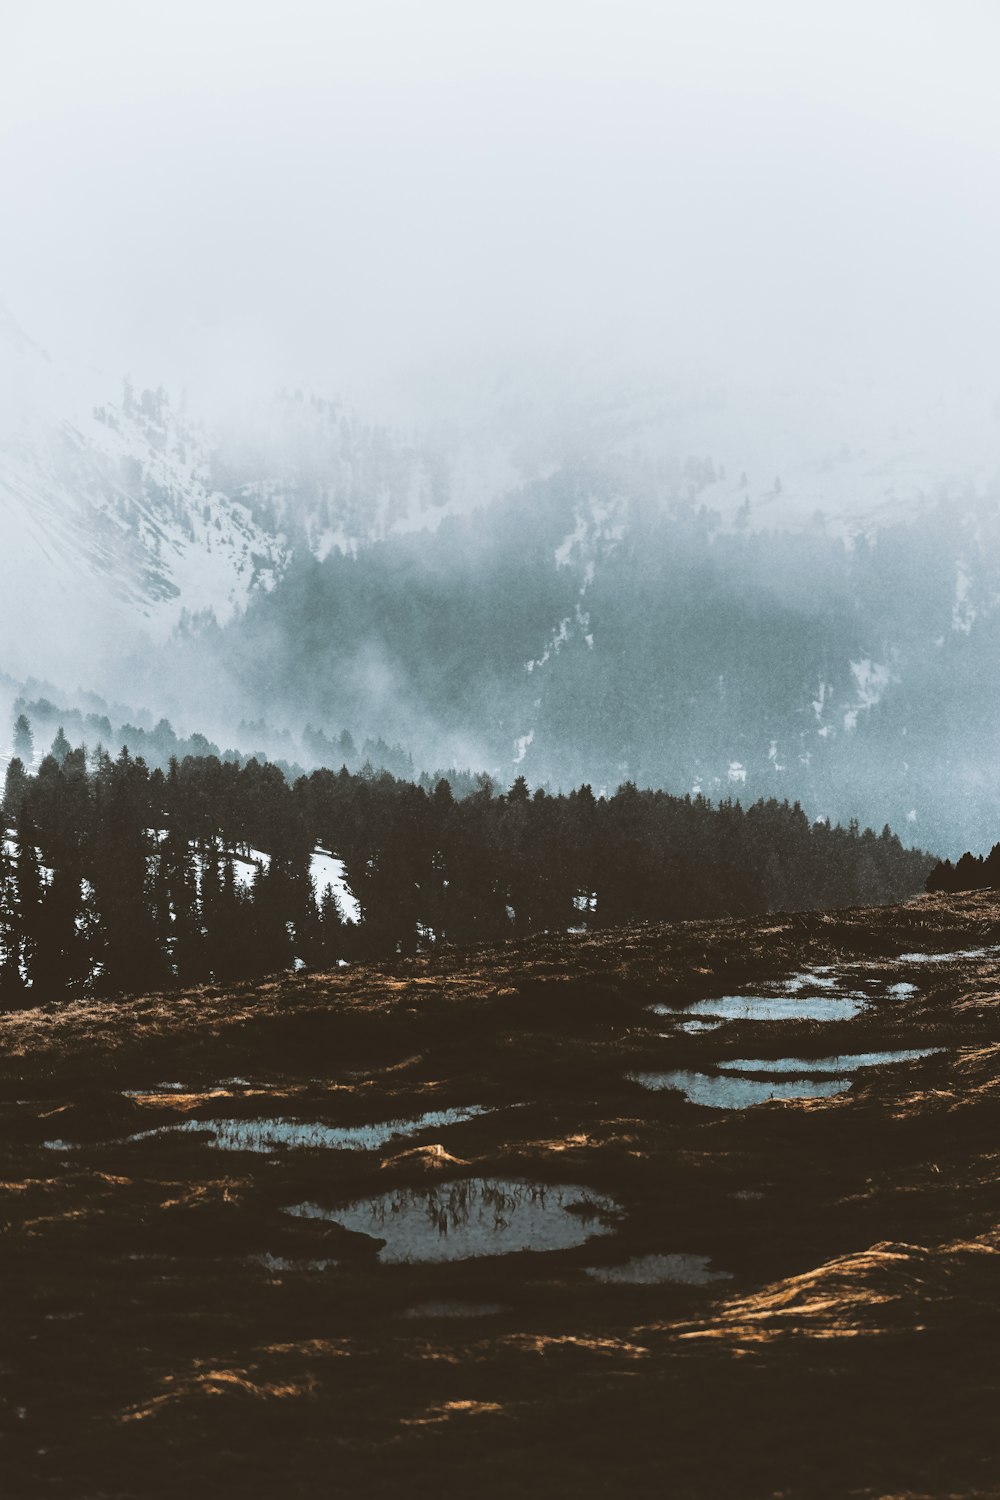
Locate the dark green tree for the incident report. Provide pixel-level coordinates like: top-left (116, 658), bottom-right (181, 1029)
top-left (13, 714), bottom-right (33, 764)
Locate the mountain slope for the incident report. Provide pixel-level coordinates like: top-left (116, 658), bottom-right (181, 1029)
top-left (5, 308), bottom-right (1000, 855)
top-left (0, 309), bottom-right (290, 676)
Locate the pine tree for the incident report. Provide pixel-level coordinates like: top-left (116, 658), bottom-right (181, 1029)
top-left (13, 714), bottom-right (33, 764)
top-left (160, 828), bottom-right (204, 983)
top-left (250, 858), bottom-right (294, 975)
top-left (50, 727), bottom-right (72, 765)
top-left (32, 864), bottom-right (85, 999)
top-left (2, 759), bottom-right (29, 825)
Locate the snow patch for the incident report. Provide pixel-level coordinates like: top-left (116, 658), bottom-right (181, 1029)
top-left (311, 848), bottom-right (360, 924)
top-left (952, 560), bottom-right (976, 634)
top-left (843, 658), bottom-right (892, 732)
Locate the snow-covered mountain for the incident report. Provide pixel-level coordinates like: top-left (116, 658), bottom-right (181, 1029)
top-left (6, 303), bottom-right (998, 680)
top-left (0, 307), bottom-right (290, 677)
top-left (0, 309), bottom-right (472, 680)
top-left (6, 303), bottom-right (1000, 855)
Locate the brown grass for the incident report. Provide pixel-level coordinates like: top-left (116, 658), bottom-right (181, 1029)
top-left (4, 891), bottom-right (1000, 1498)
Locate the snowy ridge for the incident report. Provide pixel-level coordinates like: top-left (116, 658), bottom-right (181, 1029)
top-left (0, 309), bottom-right (290, 674)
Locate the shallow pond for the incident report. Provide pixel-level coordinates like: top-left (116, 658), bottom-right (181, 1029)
top-left (285, 1179), bottom-right (619, 1263)
top-left (150, 1106), bottom-right (488, 1152)
top-left (718, 1048), bottom-right (940, 1075)
top-left (47, 1105), bottom-right (489, 1154)
top-left (630, 1070), bottom-right (853, 1108)
top-left (656, 994), bottom-right (869, 1023)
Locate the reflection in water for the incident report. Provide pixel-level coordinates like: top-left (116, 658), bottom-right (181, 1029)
top-left (718, 1048), bottom-right (940, 1075)
top-left (630, 1070), bottom-right (852, 1108)
top-left (168, 1107), bottom-right (488, 1152)
top-left (585, 1252), bottom-right (731, 1285)
top-left (45, 1105), bottom-right (488, 1154)
top-left (654, 950), bottom-right (965, 1030)
top-left (655, 994), bottom-right (868, 1023)
top-left (286, 1179), bottom-right (619, 1263)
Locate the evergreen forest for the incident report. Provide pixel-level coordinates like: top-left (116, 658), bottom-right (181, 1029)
top-left (925, 848), bottom-right (1000, 893)
top-left (0, 723), bottom-right (934, 1008)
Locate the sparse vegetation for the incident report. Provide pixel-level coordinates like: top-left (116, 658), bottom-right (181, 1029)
top-left (3, 890), bottom-right (1000, 1495)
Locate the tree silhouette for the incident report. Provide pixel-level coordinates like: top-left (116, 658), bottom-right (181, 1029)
top-left (13, 714), bottom-right (33, 764)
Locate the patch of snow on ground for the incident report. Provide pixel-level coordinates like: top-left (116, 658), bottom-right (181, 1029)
top-left (311, 848), bottom-right (361, 923)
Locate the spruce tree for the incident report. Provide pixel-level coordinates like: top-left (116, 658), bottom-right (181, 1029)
top-left (13, 714), bottom-right (33, 764)
top-left (50, 727), bottom-right (72, 765)
top-left (32, 865), bottom-right (85, 999)
top-left (2, 759), bottom-right (28, 825)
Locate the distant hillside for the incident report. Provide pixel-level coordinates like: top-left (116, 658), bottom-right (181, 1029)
top-left (0, 744), bottom-right (931, 1004)
top-left (195, 468), bottom-right (1000, 857)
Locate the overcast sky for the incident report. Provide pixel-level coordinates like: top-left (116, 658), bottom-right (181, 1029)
top-left (2, 0), bottom-right (998, 414)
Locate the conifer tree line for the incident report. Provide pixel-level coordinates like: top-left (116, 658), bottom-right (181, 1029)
top-left (925, 847), bottom-right (1000, 893)
top-left (12, 698), bottom-right (420, 782)
top-left (0, 721), bottom-right (933, 1007)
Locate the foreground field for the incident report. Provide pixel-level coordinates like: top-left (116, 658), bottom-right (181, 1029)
top-left (4, 892), bottom-right (1000, 1498)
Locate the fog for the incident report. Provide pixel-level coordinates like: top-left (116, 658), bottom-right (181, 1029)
top-left (3, 0), bottom-right (999, 416)
top-left (2, 2), bottom-right (1000, 857)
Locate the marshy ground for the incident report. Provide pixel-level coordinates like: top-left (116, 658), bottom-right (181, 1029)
top-left (4, 891), bottom-right (1000, 1498)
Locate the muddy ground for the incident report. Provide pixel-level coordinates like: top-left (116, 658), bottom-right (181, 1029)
top-left (4, 891), bottom-right (1000, 1498)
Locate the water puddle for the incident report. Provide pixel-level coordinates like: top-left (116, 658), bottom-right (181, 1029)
top-left (46, 1105), bottom-right (489, 1154)
top-left (654, 955), bottom-right (946, 1030)
top-left (630, 1070), bottom-right (852, 1108)
top-left (718, 1048), bottom-right (940, 1075)
top-left (585, 1252), bottom-right (731, 1286)
top-left (285, 1179), bottom-right (619, 1263)
top-left (631, 1043), bottom-right (940, 1108)
top-left (656, 994), bottom-right (869, 1023)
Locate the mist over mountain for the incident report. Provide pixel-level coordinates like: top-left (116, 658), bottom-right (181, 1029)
top-left (1, 301), bottom-right (998, 857)
top-left (4, 1), bottom-right (1000, 861)
top-left (195, 452), bottom-right (1000, 858)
